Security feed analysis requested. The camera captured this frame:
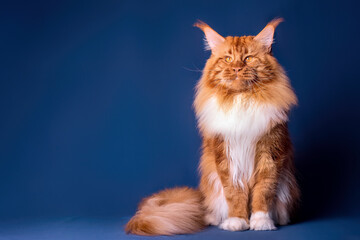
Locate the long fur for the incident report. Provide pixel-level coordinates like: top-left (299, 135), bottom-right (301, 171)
top-left (125, 187), bottom-right (205, 235)
top-left (197, 95), bottom-right (287, 188)
top-left (126, 19), bottom-right (300, 235)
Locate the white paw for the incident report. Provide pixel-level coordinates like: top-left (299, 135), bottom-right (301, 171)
top-left (250, 211), bottom-right (276, 231)
top-left (219, 217), bottom-right (249, 231)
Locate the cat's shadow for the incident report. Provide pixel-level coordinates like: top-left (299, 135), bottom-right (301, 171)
top-left (293, 104), bottom-right (358, 222)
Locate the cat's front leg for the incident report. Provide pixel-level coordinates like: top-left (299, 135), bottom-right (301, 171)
top-left (218, 181), bottom-right (250, 231)
top-left (250, 153), bottom-right (277, 231)
top-left (207, 137), bottom-right (251, 232)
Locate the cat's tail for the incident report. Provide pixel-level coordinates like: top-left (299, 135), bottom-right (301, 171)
top-left (125, 187), bottom-right (206, 236)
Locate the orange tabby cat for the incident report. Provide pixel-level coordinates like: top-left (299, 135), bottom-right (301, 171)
top-left (126, 18), bottom-right (300, 235)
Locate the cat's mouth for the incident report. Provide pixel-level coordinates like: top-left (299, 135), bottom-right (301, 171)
top-left (223, 76), bottom-right (255, 84)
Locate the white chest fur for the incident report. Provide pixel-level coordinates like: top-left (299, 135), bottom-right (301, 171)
top-left (198, 96), bottom-right (287, 188)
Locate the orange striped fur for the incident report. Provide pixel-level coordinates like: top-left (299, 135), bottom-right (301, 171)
top-left (126, 18), bottom-right (300, 235)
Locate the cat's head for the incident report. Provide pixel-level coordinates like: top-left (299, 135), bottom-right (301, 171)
top-left (195, 19), bottom-right (286, 95)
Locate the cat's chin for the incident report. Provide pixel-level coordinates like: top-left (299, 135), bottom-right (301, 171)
top-left (215, 85), bottom-right (253, 95)
top-left (216, 79), bottom-right (256, 94)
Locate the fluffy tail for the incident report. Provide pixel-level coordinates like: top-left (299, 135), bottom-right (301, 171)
top-left (125, 187), bottom-right (205, 236)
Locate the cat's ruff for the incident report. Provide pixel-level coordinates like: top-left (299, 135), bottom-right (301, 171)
top-left (197, 95), bottom-right (287, 188)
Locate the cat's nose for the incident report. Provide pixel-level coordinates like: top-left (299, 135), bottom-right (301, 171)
top-left (233, 67), bottom-right (242, 73)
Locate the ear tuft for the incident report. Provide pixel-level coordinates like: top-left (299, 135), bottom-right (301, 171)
top-left (268, 18), bottom-right (284, 29)
top-left (194, 20), bottom-right (225, 51)
top-left (254, 18), bottom-right (284, 49)
top-left (193, 20), bottom-right (209, 32)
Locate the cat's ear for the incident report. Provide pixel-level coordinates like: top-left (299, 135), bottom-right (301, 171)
top-left (194, 20), bottom-right (225, 51)
top-left (254, 18), bottom-right (283, 50)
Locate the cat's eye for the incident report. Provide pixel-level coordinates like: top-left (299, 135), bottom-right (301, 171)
top-left (245, 56), bottom-right (254, 63)
top-left (225, 56), bottom-right (233, 63)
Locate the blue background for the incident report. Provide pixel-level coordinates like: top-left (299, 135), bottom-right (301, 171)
top-left (1, 0), bottom-right (360, 231)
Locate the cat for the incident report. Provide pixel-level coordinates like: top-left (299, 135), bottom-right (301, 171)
top-left (125, 18), bottom-right (300, 235)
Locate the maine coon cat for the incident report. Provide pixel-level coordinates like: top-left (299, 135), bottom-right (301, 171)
top-left (126, 18), bottom-right (300, 235)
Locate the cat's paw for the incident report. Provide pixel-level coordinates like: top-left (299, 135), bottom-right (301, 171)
top-left (250, 211), bottom-right (277, 231)
top-left (219, 217), bottom-right (249, 231)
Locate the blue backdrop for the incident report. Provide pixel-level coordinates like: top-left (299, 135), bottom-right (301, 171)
top-left (1, 0), bottom-right (359, 221)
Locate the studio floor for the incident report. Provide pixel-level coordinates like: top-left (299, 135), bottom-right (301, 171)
top-left (0, 216), bottom-right (359, 240)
